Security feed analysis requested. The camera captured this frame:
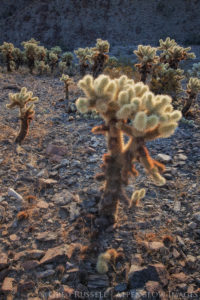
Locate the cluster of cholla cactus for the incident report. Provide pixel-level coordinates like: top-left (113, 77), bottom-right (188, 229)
top-left (134, 37), bottom-right (199, 116)
top-left (6, 87), bottom-right (38, 144)
top-left (76, 74), bottom-right (182, 226)
top-left (0, 42), bottom-right (15, 72)
top-left (22, 38), bottom-right (49, 74)
top-left (134, 45), bottom-right (158, 83)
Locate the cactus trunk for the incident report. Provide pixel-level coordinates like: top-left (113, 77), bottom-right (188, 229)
top-left (80, 63), bottom-right (88, 77)
top-left (65, 85), bottom-right (69, 99)
top-left (28, 58), bottom-right (35, 74)
top-left (182, 92), bottom-right (195, 117)
top-left (6, 54), bottom-right (11, 72)
top-left (15, 111), bottom-right (33, 144)
top-left (92, 54), bottom-right (108, 78)
top-left (140, 65), bottom-right (148, 83)
top-left (98, 119), bottom-right (123, 224)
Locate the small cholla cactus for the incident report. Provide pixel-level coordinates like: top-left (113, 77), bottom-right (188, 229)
top-left (6, 87), bottom-right (38, 144)
top-left (158, 37), bottom-right (195, 69)
top-left (35, 61), bottom-right (50, 75)
top-left (134, 45), bottom-right (158, 83)
top-left (106, 56), bottom-right (118, 68)
top-left (58, 61), bottom-right (67, 74)
top-left (50, 46), bottom-right (62, 57)
top-left (188, 63), bottom-right (200, 79)
top-left (0, 42), bottom-right (14, 72)
top-left (182, 77), bottom-right (200, 117)
top-left (22, 38), bottom-right (40, 73)
top-left (62, 52), bottom-right (74, 67)
top-left (61, 52), bottom-right (74, 75)
top-left (90, 39), bottom-right (110, 78)
top-left (150, 63), bottom-right (184, 102)
top-left (48, 51), bottom-right (58, 73)
top-left (60, 74), bottom-right (74, 99)
top-left (76, 74), bottom-right (182, 227)
top-left (74, 47), bottom-right (92, 76)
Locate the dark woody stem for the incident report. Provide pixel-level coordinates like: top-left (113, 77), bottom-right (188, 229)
top-left (182, 91), bottom-right (196, 117)
top-left (97, 119), bottom-right (123, 225)
top-left (15, 110), bottom-right (34, 145)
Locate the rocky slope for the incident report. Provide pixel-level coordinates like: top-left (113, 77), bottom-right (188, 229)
top-left (0, 71), bottom-right (200, 299)
top-left (0, 0), bottom-right (200, 50)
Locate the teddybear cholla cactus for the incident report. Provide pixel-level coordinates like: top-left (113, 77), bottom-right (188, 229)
top-left (48, 52), bottom-right (58, 73)
top-left (90, 39), bottom-right (110, 78)
top-left (150, 63), bottom-right (184, 102)
top-left (182, 77), bottom-right (200, 117)
top-left (74, 47), bottom-right (93, 76)
top-left (158, 37), bottom-right (195, 69)
top-left (60, 74), bottom-right (74, 99)
top-left (76, 74), bottom-right (182, 226)
top-left (0, 42), bottom-right (14, 72)
top-left (22, 39), bottom-right (40, 74)
top-left (134, 45), bottom-right (158, 83)
top-left (188, 63), bottom-right (200, 79)
top-left (7, 87), bottom-right (38, 144)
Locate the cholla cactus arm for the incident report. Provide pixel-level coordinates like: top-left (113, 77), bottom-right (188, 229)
top-left (6, 87), bottom-right (38, 144)
top-left (60, 74), bottom-right (74, 99)
top-left (158, 37), bottom-right (177, 51)
top-left (0, 42), bottom-right (14, 72)
top-left (134, 45), bottom-right (158, 83)
top-left (182, 77), bottom-right (200, 117)
top-left (76, 74), bottom-right (182, 226)
top-left (117, 87), bottom-right (181, 185)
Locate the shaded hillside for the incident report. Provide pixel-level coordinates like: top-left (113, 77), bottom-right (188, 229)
top-left (0, 0), bottom-right (200, 50)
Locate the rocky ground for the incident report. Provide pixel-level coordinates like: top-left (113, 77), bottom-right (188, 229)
top-left (0, 70), bottom-right (200, 300)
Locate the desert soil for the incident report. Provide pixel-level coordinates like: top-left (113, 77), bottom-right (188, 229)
top-left (0, 70), bottom-right (200, 299)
